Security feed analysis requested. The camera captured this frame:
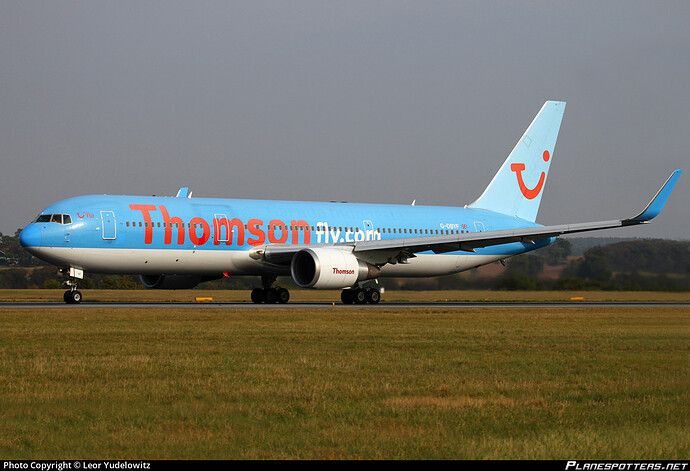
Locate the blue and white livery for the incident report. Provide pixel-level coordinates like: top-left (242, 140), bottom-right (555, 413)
top-left (19, 102), bottom-right (683, 304)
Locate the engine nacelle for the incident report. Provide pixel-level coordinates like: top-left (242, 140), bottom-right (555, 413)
top-left (139, 274), bottom-right (202, 290)
top-left (290, 248), bottom-right (380, 289)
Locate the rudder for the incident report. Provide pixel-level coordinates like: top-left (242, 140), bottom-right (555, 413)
top-left (469, 101), bottom-right (565, 222)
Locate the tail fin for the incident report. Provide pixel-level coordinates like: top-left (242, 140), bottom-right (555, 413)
top-left (469, 101), bottom-right (566, 222)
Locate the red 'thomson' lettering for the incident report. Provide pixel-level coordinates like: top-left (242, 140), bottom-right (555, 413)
top-left (128, 204), bottom-right (310, 246)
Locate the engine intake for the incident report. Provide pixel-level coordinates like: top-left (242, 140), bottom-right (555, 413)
top-left (290, 248), bottom-right (380, 289)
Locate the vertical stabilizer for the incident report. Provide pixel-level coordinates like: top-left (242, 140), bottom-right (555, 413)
top-left (469, 101), bottom-right (565, 222)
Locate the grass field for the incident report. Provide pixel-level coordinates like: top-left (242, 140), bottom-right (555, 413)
top-left (0, 301), bottom-right (688, 459)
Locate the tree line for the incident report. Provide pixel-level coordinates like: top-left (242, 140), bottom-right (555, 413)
top-left (385, 238), bottom-right (690, 292)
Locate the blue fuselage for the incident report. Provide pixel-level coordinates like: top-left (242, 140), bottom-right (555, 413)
top-left (20, 194), bottom-right (549, 277)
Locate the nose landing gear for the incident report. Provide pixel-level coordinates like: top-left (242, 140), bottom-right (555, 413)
top-left (60, 267), bottom-right (84, 304)
top-left (63, 279), bottom-right (82, 304)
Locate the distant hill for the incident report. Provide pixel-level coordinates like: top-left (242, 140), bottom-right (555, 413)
top-left (590, 239), bottom-right (689, 274)
top-left (563, 237), bottom-right (649, 256)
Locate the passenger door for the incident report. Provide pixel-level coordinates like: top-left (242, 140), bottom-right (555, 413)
top-left (101, 211), bottom-right (116, 240)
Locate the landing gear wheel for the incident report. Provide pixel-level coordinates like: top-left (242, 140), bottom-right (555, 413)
top-left (264, 288), bottom-right (278, 304)
top-left (251, 286), bottom-right (290, 304)
top-left (251, 288), bottom-right (265, 304)
top-left (277, 288), bottom-right (290, 304)
top-left (341, 289), bottom-right (354, 305)
top-left (251, 275), bottom-right (290, 304)
top-left (366, 289), bottom-right (381, 304)
top-left (64, 290), bottom-right (82, 304)
top-left (354, 288), bottom-right (368, 305)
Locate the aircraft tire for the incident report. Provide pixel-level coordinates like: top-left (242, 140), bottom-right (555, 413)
top-left (341, 289), bottom-right (354, 304)
top-left (251, 288), bottom-right (265, 304)
top-left (354, 288), bottom-right (367, 305)
top-left (277, 288), bottom-right (290, 304)
top-left (65, 290), bottom-right (82, 304)
top-left (366, 289), bottom-right (380, 304)
top-left (264, 288), bottom-right (278, 304)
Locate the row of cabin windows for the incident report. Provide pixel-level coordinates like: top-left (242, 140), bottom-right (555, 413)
top-left (125, 221), bottom-right (297, 229)
top-left (124, 221), bottom-right (471, 235)
top-left (379, 228), bottom-right (469, 235)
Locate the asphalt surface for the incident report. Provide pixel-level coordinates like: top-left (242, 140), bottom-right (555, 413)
top-left (2, 301), bottom-right (689, 309)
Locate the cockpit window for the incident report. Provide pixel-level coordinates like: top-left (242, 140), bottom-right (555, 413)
top-left (35, 214), bottom-right (72, 225)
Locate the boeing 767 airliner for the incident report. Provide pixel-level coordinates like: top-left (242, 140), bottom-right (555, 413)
top-left (19, 101), bottom-right (682, 304)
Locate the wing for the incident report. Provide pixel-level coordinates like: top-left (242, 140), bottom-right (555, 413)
top-left (251, 170), bottom-right (682, 266)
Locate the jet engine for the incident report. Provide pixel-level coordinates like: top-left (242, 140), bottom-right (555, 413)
top-left (139, 274), bottom-right (202, 290)
top-left (290, 248), bottom-right (380, 289)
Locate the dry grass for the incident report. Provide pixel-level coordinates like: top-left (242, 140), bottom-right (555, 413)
top-left (0, 305), bottom-right (688, 459)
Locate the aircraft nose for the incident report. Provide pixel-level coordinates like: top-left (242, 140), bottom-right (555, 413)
top-left (19, 224), bottom-right (42, 248)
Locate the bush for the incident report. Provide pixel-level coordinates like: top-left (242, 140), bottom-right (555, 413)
top-left (42, 279), bottom-right (63, 289)
top-left (496, 275), bottom-right (545, 291)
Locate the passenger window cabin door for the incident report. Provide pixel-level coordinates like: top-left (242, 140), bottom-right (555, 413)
top-left (101, 211), bottom-right (117, 240)
top-left (214, 213), bottom-right (229, 243)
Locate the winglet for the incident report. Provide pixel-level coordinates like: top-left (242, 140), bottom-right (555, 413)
top-left (624, 169), bottom-right (682, 224)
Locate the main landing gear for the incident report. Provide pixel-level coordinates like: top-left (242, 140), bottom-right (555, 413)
top-left (341, 286), bottom-right (381, 304)
top-left (251, 275), bottom-right (290, 304)
top-left (250, 276), bottom-right (382, 305)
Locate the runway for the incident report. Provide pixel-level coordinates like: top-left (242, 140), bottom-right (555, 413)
top-left (2, 301), bottom-right (689, 309)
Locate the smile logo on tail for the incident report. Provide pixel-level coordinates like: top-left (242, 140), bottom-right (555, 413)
top-left (510, 150), bottom-right (550, 200)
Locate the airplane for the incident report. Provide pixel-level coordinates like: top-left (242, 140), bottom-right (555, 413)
top-left (19, 101), bottom-right (682, 304)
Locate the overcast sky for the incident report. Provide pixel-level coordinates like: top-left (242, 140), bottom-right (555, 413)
top-left (1, 1), bottom-right (688, 240)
